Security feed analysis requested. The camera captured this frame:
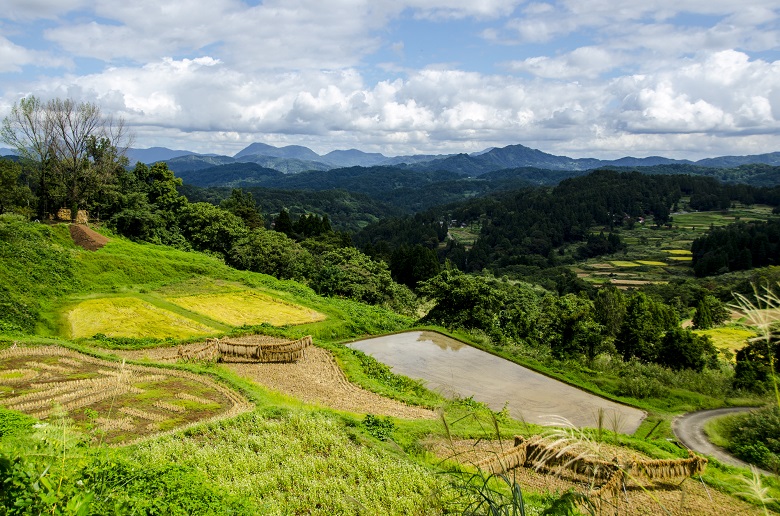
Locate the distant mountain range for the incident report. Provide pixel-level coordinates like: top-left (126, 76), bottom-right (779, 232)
top-left (123, 142), bottom-right (780, 177)
top-left (6, 142), bottom-right (780, 178)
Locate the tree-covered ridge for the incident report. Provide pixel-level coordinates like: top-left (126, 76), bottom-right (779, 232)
top-left (692, 219), bottom-right (780, 276)
top-left (356, 169), bottom-right (780, 276)
top-left (180, 184), bottom-right (403, 233)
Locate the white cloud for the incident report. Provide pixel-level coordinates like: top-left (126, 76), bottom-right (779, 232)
top-left (0, 36), bottom-right (68, 73)
top-left (1, 1), bottom-right (778, 159)
top-left (506, 46), bottom-right (618, 79)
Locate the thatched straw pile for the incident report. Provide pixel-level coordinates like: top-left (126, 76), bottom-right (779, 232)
top-left (474, 435), bottom-right (708, 498)
top-left (179, 335), bottom-right (313, 363)
top-left (55, 208), bottom-right (89, 223)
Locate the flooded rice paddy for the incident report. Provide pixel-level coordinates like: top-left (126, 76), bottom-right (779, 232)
top-left (349, 331), bottom-right (645, 433)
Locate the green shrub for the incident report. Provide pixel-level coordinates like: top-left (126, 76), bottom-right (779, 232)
top-left (362, 414), bottom-right (395, 441)
top-left (722, 406), bottom-right (780, 473)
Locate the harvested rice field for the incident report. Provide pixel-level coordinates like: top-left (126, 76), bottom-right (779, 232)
top-left (167, 291), bottom-right (325, 327)
top-left (426, 438), bottom-right (763, 515)
top-left (113, 341), bottom-right (436, 420)
top-left (0, 346), bottom-right (251, 444)
top-left (65, 297), bottom-right (220, 339)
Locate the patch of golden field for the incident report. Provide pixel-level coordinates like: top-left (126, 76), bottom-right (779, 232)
top-left (610, 261), bottom-right (641, 267)
top-left (167, 291), bottom-right (326, 327)
top-left (66, 297), bottom-right (219, 339)
top-left (693, 327), bottom-right (756, 356)
top-left (663, 249), bottom-right (692, 255)
top-left (668, 256), bottom-right (693, 261)
top-left (635, 260), bottom-right (667, 266)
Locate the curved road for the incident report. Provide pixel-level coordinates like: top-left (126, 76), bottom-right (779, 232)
top-left (673, 406), bottom-right (773, 474)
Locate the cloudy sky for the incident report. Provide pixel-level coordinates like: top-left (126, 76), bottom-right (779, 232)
top-left (1, 0), bottom-right (779, 159)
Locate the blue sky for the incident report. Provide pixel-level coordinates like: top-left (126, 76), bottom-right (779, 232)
top-left (1, 1), bottom-right (779, 159)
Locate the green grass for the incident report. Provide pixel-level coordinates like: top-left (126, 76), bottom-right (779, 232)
top-left (703, 413), bottom-right (736, 448)
top-left (4, 216), bottom-right (780, 513)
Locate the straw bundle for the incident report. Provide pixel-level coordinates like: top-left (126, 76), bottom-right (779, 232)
top-left (177, 342), bottom-right (220, 362)
top-left (55, 208), bottom-right (88, 223)
top-left (473, 435), bottom-right (707, 498)
top-left (626, 451), bottom-right (708, 480)
top-left (214, 335), bottom-right (312, 363)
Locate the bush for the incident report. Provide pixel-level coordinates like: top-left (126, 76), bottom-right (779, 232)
top-left (616, 375), bottom-right (669, 399)
top-left (722, 406), bottom-right (780, 473)
top-left (362, 414), bottom-right (395, 441)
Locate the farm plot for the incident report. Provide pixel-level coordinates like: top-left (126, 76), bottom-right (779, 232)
top-left (167, 291), bottom-right (326, 327)
top-left (0, 346), bottom-right (251, 444)
top-left (66, 297), bottom-right (220, 339)
top-left (693, 327), bottom-right (756, 358)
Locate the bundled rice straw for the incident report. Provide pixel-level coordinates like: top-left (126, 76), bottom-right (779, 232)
top-left (179, 335), bottom-right (313, 363)
top-left (474, 435), bottom-right (707, 498)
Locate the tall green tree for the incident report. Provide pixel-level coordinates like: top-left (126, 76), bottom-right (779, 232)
top-left (616, 292), bottom-right (676, 362)
top-left (230, 228), bottom-right (314, 281)
top-left (593, 285), bottom-right (626, 337)
top-left (312, 247), bottom-right (398, 305)
top-left (221, 189), bottom-right (263, 229)
top-left (0, 160), bottom-right (34, 216)
top-left (418, 269), bottom-right (507, 332)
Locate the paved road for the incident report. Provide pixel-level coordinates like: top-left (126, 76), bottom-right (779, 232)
top-left (673, 406), bottom-right (773, 474)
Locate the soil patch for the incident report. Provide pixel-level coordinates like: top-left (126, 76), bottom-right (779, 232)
top-left (69, 224), bottom-right (109, 251)
top-left (113, 344), bottom-right (436, 420)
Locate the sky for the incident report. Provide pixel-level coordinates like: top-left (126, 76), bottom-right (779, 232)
top-left (1, 0), bottom-right (779, 160)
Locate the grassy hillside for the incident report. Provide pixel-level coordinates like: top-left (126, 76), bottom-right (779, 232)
top-left (2, 215), bottom-right (778, 514)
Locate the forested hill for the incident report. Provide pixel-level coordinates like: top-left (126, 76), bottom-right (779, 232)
top-left (356, 170), bottom-right (780, 276)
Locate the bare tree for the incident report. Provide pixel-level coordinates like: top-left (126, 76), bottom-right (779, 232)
top-left (2, 96), bottom-right (132, 221)
top-left (1, 96), bottom-right (56, 219)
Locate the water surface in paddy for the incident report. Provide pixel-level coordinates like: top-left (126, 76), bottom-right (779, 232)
top-left (349, 331), bottom-right (645, 433)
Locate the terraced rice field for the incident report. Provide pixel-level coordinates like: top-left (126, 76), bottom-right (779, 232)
top-left (66, 297), bottom-right (220, 339)
top-left (0, 346), bottom-right (251, 444)
top-left (65, 288), bottom-right (325, 340)
top-left (693, 327), bottom-right (756, 358)
top-left (167, 291), bottom-right (325, 327)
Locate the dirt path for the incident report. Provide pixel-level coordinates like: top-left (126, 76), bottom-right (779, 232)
top-left (673, 407), bottom-right (774, 475)
top-left (112, 344), bottom-right (436, 420)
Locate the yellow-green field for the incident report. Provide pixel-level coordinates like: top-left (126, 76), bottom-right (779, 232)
top-left (668, 256), bottom-right (693, 262)
top-left (635, 260), bottom-right (667, 266)
top-left (168, 291), bottom-right (326, 327)
top-left (693, 327), bottom-right (756, 357)
top-left (66, 297), bottom-right (220, 339)
top-left (610, 261), bottom-right (641, 267)
top-left (663, 249), bottom-right (692, 255)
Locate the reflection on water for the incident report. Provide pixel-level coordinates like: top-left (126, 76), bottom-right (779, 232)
top-left (349, 331), bottom-right (645, 433)
top-left (417, 331), bottom-right (465, 351)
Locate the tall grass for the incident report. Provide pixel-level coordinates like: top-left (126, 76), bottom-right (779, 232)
top-left (128, 410), bottom-right (449, 515)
